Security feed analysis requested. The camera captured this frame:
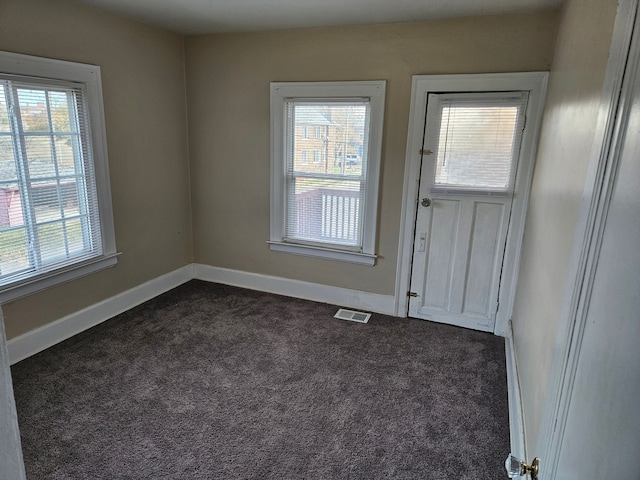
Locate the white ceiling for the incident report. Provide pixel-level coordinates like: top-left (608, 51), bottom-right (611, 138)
top-left (81, 0), bottom-right (564, 35)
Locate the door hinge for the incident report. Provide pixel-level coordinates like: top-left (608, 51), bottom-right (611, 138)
top-left (407, 291), bottom-right (418, 297)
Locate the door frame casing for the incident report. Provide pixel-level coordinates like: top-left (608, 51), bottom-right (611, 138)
top-left (395, 73), bottom-right (548, 335)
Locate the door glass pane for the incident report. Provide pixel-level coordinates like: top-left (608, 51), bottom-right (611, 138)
top-left (434, 98), bottom-right (525, 190)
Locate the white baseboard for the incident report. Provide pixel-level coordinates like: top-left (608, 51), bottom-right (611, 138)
top-left (6, 263), bottom-right (398, 364)
top-left (194, 264), bottom-right (397, 316)
top-left (7, 265), bottom-right (194, 365)
top-left (505, 321), bottom-right (526, 460)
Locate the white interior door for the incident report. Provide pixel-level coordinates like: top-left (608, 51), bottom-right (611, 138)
top-left (536, 4), bottom-right (640, 475)
top-left (551, 92), bottom-right (640, 477)
top-left (408, 93), bottom-right (528, 332)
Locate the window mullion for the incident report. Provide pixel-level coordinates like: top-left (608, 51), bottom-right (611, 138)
top-left (6, 83), bottom-right (41, 271)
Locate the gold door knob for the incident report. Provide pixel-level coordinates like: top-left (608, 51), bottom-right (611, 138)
top-left (505, 454), bottom-right (540, 479)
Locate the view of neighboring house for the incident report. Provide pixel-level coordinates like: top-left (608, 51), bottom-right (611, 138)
top-left (293, 104), bottom-right (365, 175)
top-left (287, 103), bottom-right (369, 245)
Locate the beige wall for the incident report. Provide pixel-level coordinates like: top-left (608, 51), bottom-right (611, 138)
top-left (185, 12), bottom-right (559, 295)
top-left (0, 4), bottom-right (561, 341)
top-left (0, 0), bottom-right (192, 338)
top-left (511, 0), bottom-right (618, 454)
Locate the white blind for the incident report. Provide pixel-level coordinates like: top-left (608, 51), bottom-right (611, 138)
top-left (433, 94), bottom-right (527, 191)
top-left (0, 76), bottom-right (103, 286)
top-left (283, 100), bottom-right (369, 248)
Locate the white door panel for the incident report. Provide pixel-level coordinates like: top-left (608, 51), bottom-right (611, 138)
top-left (410, 196), bottom-right (509, 331)
top-left (464, 201), bottom-right (508, 316)
top-left (420, 198), bottom-right (459, 310)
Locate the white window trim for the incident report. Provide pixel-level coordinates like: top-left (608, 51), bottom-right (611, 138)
top-left (269, 81), bottom-right (386, 266)
top-left (0, 51), bottom-right (118, 303)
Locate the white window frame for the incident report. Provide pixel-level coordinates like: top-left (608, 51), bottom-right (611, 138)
top-left (0, 51), bottom-right (117, 303)
top-left (269, 81), bottom-right (386, 266)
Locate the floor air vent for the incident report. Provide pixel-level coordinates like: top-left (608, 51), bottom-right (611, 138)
top-left (334, 308), bottom-right (371, 323)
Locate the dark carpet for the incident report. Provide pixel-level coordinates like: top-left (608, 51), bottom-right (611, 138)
top-left (11, 280), bottom-right (510, 479)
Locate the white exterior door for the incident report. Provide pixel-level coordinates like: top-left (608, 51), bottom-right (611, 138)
top-left (408, 93), bottom-right (528, 332)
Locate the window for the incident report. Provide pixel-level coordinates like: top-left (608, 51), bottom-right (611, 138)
top-left (301, 150), bottom-right (308, 165)
top-left (430, 93), bottom-right (527, 193)
top-left (0, 51), bottom-right (117, 302)
top-left (314, 126), bottom-right (322, 139)
top-left (269, 81), bottom-right (386, 265)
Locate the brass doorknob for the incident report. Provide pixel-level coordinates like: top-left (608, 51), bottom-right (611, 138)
top-left (505, 454), bottom-right (540, 479)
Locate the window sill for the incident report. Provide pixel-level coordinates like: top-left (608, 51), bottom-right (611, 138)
top-left (268, 241), bottom-right (377, 266)
top-left (0, 253), bottom-right (120, 304)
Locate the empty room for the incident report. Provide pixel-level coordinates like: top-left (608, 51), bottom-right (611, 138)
top-left (1, 0), bottom-right (639, 478)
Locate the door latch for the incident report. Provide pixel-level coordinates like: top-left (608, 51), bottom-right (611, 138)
top-left (505, 454), bottom-right (540, 479)
top-left (421, 197), bottom-right (431, 207)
